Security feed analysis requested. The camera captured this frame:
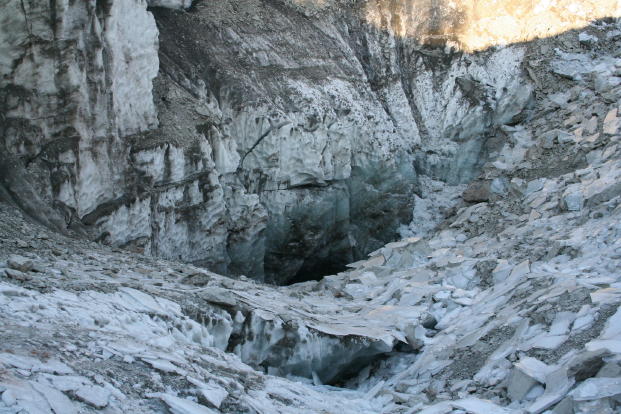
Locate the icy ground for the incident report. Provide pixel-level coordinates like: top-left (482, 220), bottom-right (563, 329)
top-left (2, 24), bottom-right (621, 414)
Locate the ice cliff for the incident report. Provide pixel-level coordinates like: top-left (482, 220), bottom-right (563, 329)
top-left (0, 0), bottom-right (569, 283)
top-left (2, 1), bottom-right (621, 413)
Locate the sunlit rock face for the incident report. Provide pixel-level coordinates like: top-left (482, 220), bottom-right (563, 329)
top-left (0, 0), bottom-right (617, 283)
top-left (292, 0), bottom-right (621, 52)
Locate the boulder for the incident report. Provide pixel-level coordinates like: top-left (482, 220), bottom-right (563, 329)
top-left (7, 255), bottom-right (33, 272)
top-left (463, 181), bottom-right (491, 202)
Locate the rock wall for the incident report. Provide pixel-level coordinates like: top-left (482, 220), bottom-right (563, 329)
top-left (5, 0), bottom-right (615, 283)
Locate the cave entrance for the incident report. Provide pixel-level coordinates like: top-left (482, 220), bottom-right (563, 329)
top-left (282, 255), bottom-right (351, 286)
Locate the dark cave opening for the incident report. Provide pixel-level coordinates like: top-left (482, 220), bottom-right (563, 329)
top-left (284, 255), bottom-right (352, 286)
